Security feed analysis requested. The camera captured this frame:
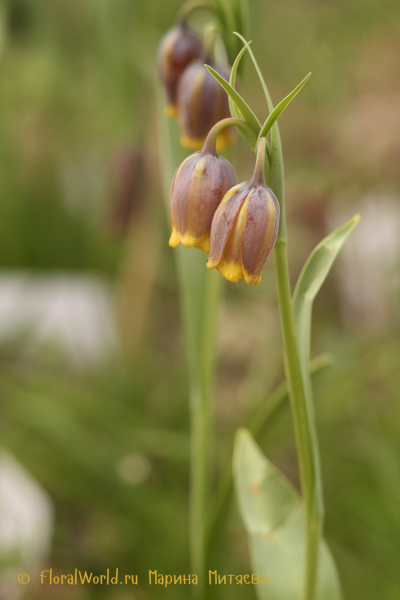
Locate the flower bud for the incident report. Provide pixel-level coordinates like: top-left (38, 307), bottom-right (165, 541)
top-left (207, 138), bottom-right (280, 285)
top-left (158, 23), bottom-right (202, 117)
top-left (169, 138), bottom-right (237, 254)
top-left (177, 61), bottom-right (234, 151)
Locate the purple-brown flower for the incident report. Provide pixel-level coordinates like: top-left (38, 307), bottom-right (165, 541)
top-left (169, 128), bottom-right (237, 253)
top-left (158, 22), bottom-right (202, 117)
top-left (207, 138), bottom-right (280, 285)
top-left (177, 61), bottom-right (234, 151)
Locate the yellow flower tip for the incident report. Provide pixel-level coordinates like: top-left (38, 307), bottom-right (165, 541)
top-left (164, 104), bottom-right (178, 118)
top-left (170, 230), bottom-right (210, 254)
top-left (180, 233), bottom-right (199, 248)
top-left (244, 271), bottom-right (262, 286)
top-left (216, 260), bottom-right (244, 284)
top-left (196, 235), bottom-right (210, 254)
top-left (180, 135), bottom-right (206, 151)
top-left (169, 228), bottom-right (181, 248)
top-left (206, 258), bottom-right (218, 270)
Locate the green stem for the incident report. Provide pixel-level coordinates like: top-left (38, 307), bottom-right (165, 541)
top-left (187, 266), bottom-right (221, 600)
top-left (257, 55), bottom-right (323, 596)
top-left (250, 136), bottom-right (267, 186)
top-left (271, 156), bottom-right (323, 599)
top-left (178, 0), bottom-right (216, 24)
top-left (202, 117), bottom-right (257, 156)
top-left (274, 240), bottom-right (322, 600)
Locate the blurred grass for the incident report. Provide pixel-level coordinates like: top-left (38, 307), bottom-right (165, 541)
top-left (0, 0), bottom-right (400, 598)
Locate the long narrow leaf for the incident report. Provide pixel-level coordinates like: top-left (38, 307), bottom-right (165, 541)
top-left (292, 215), bottom-right (360, 387)
top-left (229, 44), bottom-right (248, 119)
top-left (228, 45), bottom-right (257, 150)
top-left (258, 73), bottom-right (311, 141)
top-left (205, 65), bottom-right (261, 134)
top-left (234, 32), bottom-right (274, 113)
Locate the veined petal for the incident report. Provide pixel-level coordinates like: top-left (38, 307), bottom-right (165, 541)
top-left (213, 194), bottom-right (250, 283)
top-left (170, 151), bottom-right (236, 253)
top-left (207, 183), bottom-right (250, 269)
top-left (242, 187), bottom-right (280, 284)
top-left (177, 62), bottom-right (233, 147)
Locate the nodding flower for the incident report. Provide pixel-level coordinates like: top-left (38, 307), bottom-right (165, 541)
top-left (207, 137), bottom-right (280, 285)
top-left (169, 120), bottom-right (237, 254)
top-left (176, 60), bottom-right (234, 152)
top-left (158, 21), bottom-right (202, 117)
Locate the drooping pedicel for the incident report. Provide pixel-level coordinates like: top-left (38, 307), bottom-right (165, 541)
top-left (169, 134), bottom-right (237, 254)
top-left (158, 22), bottom-right (202, 117)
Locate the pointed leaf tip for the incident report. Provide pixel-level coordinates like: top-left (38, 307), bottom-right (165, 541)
top-left (293, 214), bottom-right (360, 391)
top-left (258, 72), bottom-right (312, 140)
top-left (204, 64), bottom-right (261, 134)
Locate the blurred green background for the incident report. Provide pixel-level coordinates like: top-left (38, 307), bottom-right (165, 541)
top-left (0, 0), bottom-right (400, 598)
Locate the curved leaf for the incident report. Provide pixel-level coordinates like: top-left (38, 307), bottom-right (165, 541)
top-left (292, 215), bottom-right (360, 388)
top-left (258, 73), bottom-right (311, 141)
top-left (229, 45), bottom-right (248, 119)
top-left (234, 429), bottom-right (342, 600)
top-left (234, 32), bottom-right (274, 113)
top-left (205, 64), bottom-right (261, 134)
top-left (228, 45), bottom-right (257, 150)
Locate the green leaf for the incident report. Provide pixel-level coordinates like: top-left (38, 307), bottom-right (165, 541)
top-left (227, 45), bottom-right (257, 151)
top-left (258, 73), bottom-right (311, 141)
top-left (229, 44), bottom-right (248, 118)
top-left (213, 0), bottom-right (237, 64)
top-left (292, 215), bottom-right (360, 389)
top-left (235, 0), bottom-right (250, 41)
top-left (234, 429), bottom-right (342, 600)
top-left (214, 0), bottom-right (235, 37)
top-left (234, 32), bottom-right (274, 113)
top-left (205, 64), bottom-right (261, 134)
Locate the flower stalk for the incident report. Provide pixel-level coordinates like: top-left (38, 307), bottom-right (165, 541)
top-left (159, 10), bottom-right (328, 596)
top-left (269, 124), bottom-right (324, 600)
top-left (202, 117), bottom-right (256, 155)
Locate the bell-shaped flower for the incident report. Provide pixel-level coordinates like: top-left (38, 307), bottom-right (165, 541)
top-left (169, 121), bottom-right (237, 253)
top-left (176, 60), bottom-right (234, 151)
top-left (158, 22), bottom-right (202, 117)
top-left (207, 137), bottom-right (280, 285)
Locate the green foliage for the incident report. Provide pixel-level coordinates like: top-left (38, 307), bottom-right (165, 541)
top-left (234, 429), bottom-right (342, 600)
top-left (258, 73), bottom-right (311, 141)
top-left (213, 0), bottom-right (249, 64)
top-left (292, 215), bottom-right (360, 394)
top-left (205, 65), bottom-right (261, 133)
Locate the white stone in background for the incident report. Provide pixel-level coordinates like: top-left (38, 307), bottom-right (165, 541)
top-left (0, 272), bottom-right (118, 366)
top-left (332, 194), bottom-right (400, 331)
top-left (0, 450), bottom-right (54, 600)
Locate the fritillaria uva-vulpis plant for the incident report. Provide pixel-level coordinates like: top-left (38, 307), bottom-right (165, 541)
top-left (157, 2), bottom-right (359, 599)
